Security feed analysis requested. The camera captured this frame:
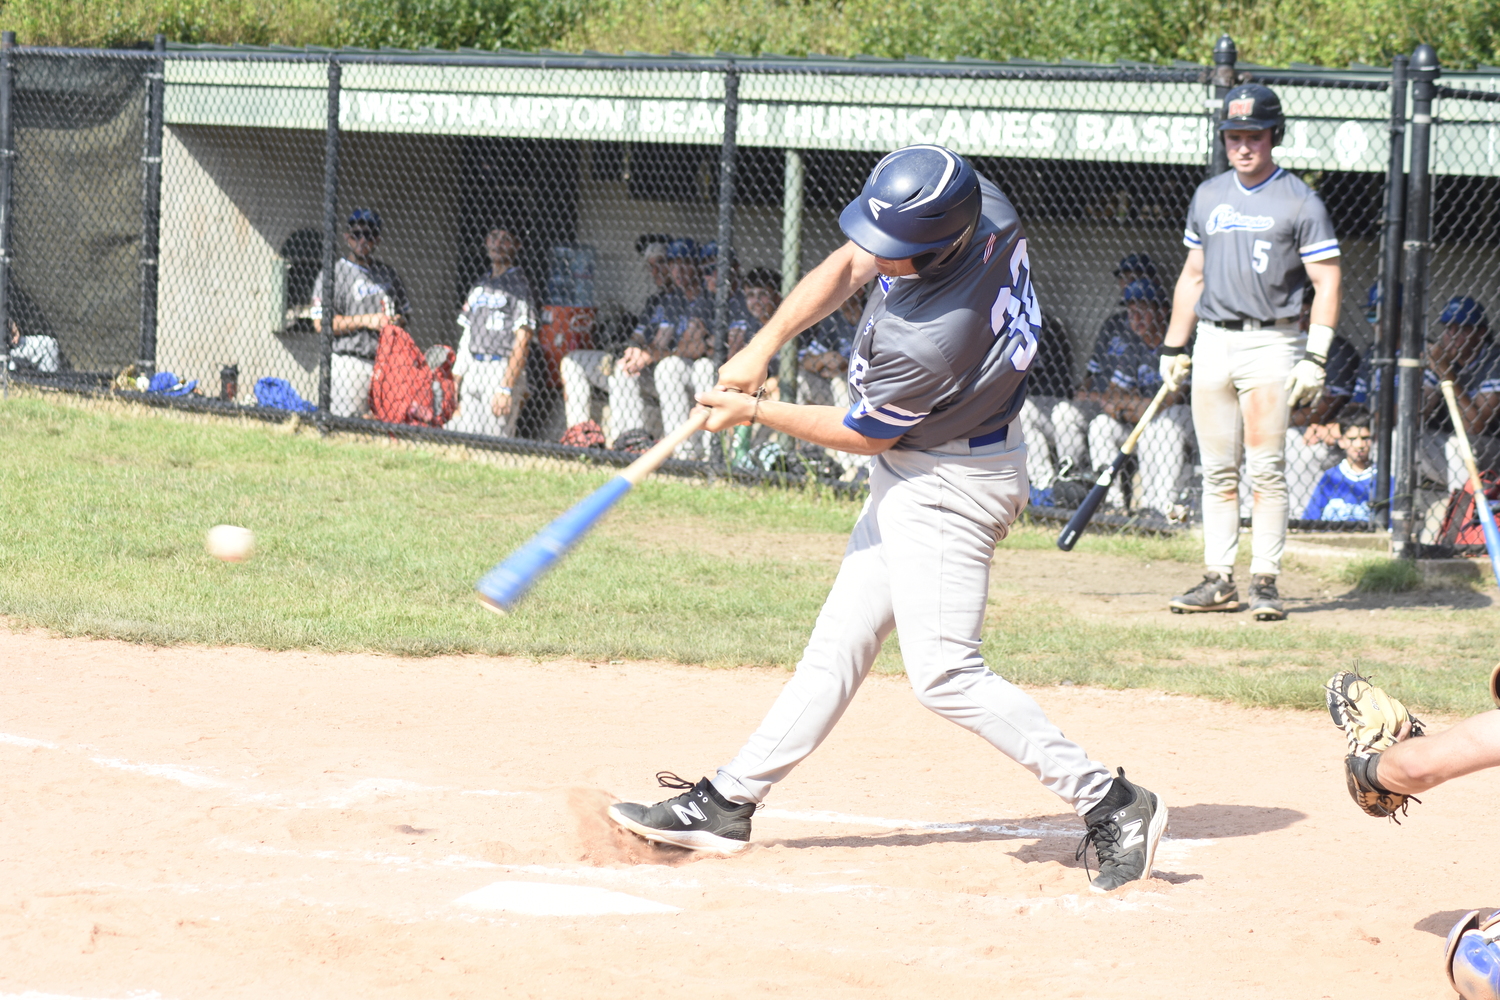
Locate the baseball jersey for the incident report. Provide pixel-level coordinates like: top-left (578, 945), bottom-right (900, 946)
top-left (1183, 168), bottom-right (1339, 324)
top-left (1085, 325), bottom-right (1163, 398)
top-left (842, 174), bottom-right (1038, 451)
top-left (458, 267), bottom-right (535, 357)
top-left (310, 258), bottom-right (412, 360)
top-left (1304, 459), bottom-right (1376, 521)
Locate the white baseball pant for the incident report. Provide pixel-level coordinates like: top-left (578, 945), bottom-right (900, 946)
top-left (655, 355), bottom-right (717, 460)
top-left (711, 428), bottom-right (1116, 817)
top-left (560, 349), bottom-right (660, 446)
top-left (1419, 429), bottom-right (1500, 493)
top-left (330, 353), bottom-right (374, 418)
top-left (446, 359), bottom-right (526, 438)
top-left (1019, 396), bottom-right (1093, 489)
top-left (1191, 320), bottom-right (1299, 578)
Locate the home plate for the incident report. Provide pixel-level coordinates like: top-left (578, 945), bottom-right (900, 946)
top-left (455, 881), bottom-right (681, 916)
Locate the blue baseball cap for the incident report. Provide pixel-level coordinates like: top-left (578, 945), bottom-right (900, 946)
top-left (1439, 295), bottom-right (1487, 327)
top-left (665, 238), bottom-right (697, 261)
top-left (347, 208), bottom-right (381, 233)
top-left (1121, 278), bottom-right (1160, 304)
top-left (1114, 252), bottom-right (1157, 278)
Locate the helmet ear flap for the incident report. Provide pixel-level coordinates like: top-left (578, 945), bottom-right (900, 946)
top-left (1273, 123), bottom-right (1285, 146)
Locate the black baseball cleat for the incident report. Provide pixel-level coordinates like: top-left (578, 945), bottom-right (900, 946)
top-left (1248, 574), bottom-right (1286, 621)
top-left (1168, 572), bottom-right (1239, 613)
top-left (1077, 768), bottom-right (1168, 893)
top-left (607, 772), bottom-right (755, 854)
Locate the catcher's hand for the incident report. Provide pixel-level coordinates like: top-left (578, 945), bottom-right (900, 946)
top-left (1326, 671), bottom-right (1425, 821)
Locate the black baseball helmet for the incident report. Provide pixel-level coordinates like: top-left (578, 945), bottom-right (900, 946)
top-left (839, 144), bottom-right (981, 276)
top-left (1220, 83), bottom-right (1285, 144)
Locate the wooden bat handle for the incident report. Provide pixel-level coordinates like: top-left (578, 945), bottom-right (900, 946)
top-left (1119, 379), bottom-right (1175, 456)
top-left (620, 409), bottom-right (711, 486)
top-left (1440, 380), bottom-right (1487, 491)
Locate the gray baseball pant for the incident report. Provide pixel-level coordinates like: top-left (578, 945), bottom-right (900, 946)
top-left (712, 430), bottom-right (1115, 817)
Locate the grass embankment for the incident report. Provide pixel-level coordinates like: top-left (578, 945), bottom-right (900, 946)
top-left (1, 393), bottom-right (1494, 716)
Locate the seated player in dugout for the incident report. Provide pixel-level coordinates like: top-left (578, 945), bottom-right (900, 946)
top-left (1325, 668), bottom-right (1500, 999)
top-left (1301, 404), bottom-right (1377, 522)
top-left (650, 239), bottom-right (718, 461)
top-left (311, 208), bottom-right (412, 419)
top-left (559, 235), bottom-right (672, 447)
top-left (1076, 278), bottom-right (1193, 517)
top-left (1159, 83), bottom-right (1342, 621)
top-left (1418, 295), bottom-right (1500, 492)
top-left (607, 144), bottom-right (1168, 893)
top-left (446, 223), bottom-right (535, 439)
top-left (1282, 286), bottom-right (1363, 520)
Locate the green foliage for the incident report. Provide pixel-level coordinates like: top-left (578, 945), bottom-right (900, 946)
top-left (338, 0), bottom-right (589, 52)
top-left (1339, 556), bottom-right (1423, 592)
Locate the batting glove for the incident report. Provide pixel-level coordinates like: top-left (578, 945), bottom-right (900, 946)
top-left (1158, 347), bottom-right (1191, 392)
top-left (1285, 323), bottom-right (1334, 408)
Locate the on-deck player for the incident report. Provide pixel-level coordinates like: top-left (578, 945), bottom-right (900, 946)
top-left (606, 145), bottom-right (1168, 893)
top-left (1160, 84), bottom-right (1342, 620)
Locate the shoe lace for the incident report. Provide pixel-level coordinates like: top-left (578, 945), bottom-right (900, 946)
top-left (1074, 820), bottom-right (1121, 882)
top-left (654, 771), bottom-right (695, 791)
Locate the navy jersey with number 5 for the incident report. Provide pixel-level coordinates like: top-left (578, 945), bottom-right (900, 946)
top-left (843, 174), bottom-right (1039, 451)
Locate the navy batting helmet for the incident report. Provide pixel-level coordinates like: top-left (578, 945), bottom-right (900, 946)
top-left (1220, 83), bottom-right (1285, 145)
top-left (839, 144), bottom-right (981, 276)
top-left (1447, 910), bottom-right (1500, 1000)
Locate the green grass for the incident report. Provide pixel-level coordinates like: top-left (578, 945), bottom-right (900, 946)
top-left (1340, 555), bottom-right (1424, 593)
top-left (3, 393), bottom-right (1495, 718)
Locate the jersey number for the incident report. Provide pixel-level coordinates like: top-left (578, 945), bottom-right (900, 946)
top-left (1251, 239), bottom-right (1272, 274)
top-left (991, 238), bottom-right (1039, 371)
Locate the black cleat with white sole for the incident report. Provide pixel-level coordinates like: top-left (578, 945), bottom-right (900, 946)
top-left (1169, 572), bottom-right (1239, 613)
top-left (608, 772), bottom-right (755, 854)
top-left (1077, 768), bottom-right (1168, 892)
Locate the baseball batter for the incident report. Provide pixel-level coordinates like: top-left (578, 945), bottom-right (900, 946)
top-left (1160, 84), bottom-right (1342, 620)
top-left (607, 145), bottom-right (1167, 893)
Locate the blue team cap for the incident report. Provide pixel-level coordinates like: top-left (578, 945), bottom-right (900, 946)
top-left (347, 208), bottom-right (381, 233)
top-left (1114, 252), bottom-right (1157, 278)
top-left (665, 238), bottom-right (697, 260)
top-left (1121, 278), bottom-right (1160, 304)
top-left (698, 241), bottom-right (717, 260)
top-left (1439, 295), bottom-right (1487, 327)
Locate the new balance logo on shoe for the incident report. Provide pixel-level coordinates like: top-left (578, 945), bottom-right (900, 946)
top-left (1116, 816), bottom-right (1145, 850)
top-left (671, 801), bottom-right (707, 825)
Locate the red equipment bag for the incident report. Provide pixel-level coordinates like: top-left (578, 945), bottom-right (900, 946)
top-left (1438, 470), bottom-right (1500, 547)
top-left (369, 323), bottom-right (457, 427)
top-left (535, 305), bottom-right (595, 387)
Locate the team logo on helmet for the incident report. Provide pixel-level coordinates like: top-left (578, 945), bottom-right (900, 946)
top-left (1227, 97), bottom-right (1256, 119)
top-left (868, 197), bottom-right (891, 219)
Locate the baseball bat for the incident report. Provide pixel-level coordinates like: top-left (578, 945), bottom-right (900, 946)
top-left (1057, 379), bottom-right (1175, 551)
top-left (1439, 380), bottom-right (1500, 589)
top-left (475, 409), bottom-right (711, 614)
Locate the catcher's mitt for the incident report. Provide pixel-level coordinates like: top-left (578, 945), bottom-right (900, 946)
top-left (1326, 671), bottom-right (1424, 821)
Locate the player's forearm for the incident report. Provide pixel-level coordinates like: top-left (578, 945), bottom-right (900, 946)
top-left (741, 243), bottom-right (876, 363)
top-left (752, 400), bottom-right (895, 456)
top-left (1164, 271), bottom-right (1203, 349)
top-left (504, 330), bottom-right (530, 387)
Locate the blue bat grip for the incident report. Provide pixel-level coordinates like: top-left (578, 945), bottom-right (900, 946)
top-left (475, 475), bottom-right (633, 611)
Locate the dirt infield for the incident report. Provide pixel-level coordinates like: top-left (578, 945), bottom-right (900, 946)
top-left (1, 628), bottom-right (1493, 1000)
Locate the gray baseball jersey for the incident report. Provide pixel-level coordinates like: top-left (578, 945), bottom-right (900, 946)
top-left (843, 174), bottom-right (1039, 451)
top-left (1183, 167), bottom-right (1339, 324)
top-left (459, 267), bottom-right (535, 357)
top-left (310, 257), bottom-right (412, 360)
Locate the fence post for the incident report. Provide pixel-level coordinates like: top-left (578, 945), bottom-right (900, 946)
top-left (778, 148), bottom-right (803, 408)
top-left (1392, 43), bottom-right (1439, 559)
top-left (709, 62), bottom-right (738, 469)
top-left (318, 56), bottom-right (341, 416)
top-left (1374, 54), bottom-right (1408, 530)
top-left (1209, 34), bottom-right (1236, 176)
top-left (0, 31), bottom-right (14, 400)
top-left (137, 33), bottom-right (166, 377)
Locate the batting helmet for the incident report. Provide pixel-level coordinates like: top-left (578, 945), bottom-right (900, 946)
top-left (1447, 910), bottom-right (1500, 1000)
top-left (839, 144), bottom-right (981, 277)
top-left (1220, 83), bottom-right (1286, 145)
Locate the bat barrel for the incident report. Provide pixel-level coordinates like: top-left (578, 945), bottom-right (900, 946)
top-left (475, 475), bottom-right (633, 612)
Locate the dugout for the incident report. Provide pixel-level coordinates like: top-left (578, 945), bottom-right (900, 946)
top-left (10, 46), bottom-right (1500, 433)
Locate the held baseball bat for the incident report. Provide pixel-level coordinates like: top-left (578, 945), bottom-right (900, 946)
top-left (1439, 379), bottom-right (1500, 589)
top-left (475, 409), bottom-right (711, 614)
top-left (1057, 379), bottom-right (1175, 551)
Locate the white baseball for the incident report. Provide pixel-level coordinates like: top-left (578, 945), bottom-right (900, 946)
top-left (206, 524), bottom-right (255, 563)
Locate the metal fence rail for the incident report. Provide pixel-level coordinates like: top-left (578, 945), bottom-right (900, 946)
top-left (1, 35), bottom-right (1496, 554)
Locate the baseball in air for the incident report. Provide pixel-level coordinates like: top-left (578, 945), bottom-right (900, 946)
top-left (206, 524), bottom-right (255, 562)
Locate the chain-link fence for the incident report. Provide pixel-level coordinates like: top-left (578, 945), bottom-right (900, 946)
top-left (0, 37), bottom-right (1489, 548)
